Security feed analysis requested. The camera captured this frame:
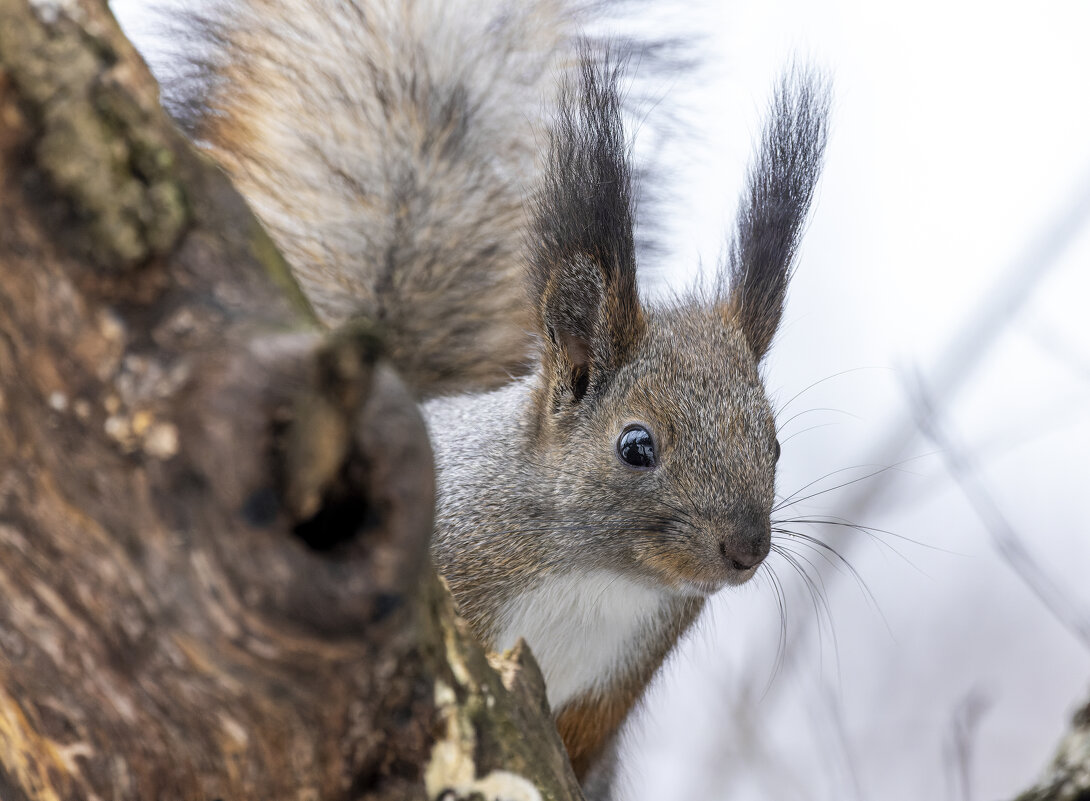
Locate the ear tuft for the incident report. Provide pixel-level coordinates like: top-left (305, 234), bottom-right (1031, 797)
top-left (528, 47), bottom-right (645, 401)
top-left (721, 65), bottom-right (831, 359)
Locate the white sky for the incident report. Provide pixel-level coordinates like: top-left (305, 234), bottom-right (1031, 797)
top-left (112, 1), bottom-right (1090, 798)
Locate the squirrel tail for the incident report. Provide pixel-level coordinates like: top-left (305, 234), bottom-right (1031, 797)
top-left (164, 0), bottom-right (596, 396)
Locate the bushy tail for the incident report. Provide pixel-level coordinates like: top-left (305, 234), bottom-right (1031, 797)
top-left (165, 0), bottom-right (589, 396)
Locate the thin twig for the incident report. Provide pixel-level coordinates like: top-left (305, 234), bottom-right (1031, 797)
top-left (910, 376), bottom-right (1090, 652)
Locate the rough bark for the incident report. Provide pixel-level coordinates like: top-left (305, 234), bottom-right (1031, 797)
top-left (0, 0), bottom-right (583, 799)
top-left (1013, 695), bottom-right (1090, 801)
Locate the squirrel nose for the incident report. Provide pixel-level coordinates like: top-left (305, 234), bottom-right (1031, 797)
top-left (718, 518), bottom-right (771, 572)
top-left (718, 540), bottom-right (767, 571)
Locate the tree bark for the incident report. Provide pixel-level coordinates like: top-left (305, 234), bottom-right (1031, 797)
top-left (0, 1), bottom-right (582, 799)
top-left (1012, 695), bottom-right (1090, 801)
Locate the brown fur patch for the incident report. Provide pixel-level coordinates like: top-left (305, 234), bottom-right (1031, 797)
top-left (556, 688), bottom-right (640, 780)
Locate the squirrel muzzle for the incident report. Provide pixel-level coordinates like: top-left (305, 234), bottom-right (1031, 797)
top-left (718, 509), bottom-right (772, 584)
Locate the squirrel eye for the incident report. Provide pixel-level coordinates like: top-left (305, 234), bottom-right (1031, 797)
top-left (617, 425), bottom-right (656, 470)
top-left (773, 438), bottom-right (782, 462)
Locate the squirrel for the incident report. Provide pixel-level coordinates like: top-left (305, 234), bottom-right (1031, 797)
top-left (161, 0), bottom-right (830, 793)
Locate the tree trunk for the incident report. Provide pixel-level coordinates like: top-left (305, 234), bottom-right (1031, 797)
top-left (1012, 695), bottom-right (1090, 801)
top-left (0, 1), bottom-right (582, 799)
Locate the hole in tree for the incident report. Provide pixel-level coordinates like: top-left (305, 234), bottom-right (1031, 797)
top-left (291, 460), bottom-right (373, 552)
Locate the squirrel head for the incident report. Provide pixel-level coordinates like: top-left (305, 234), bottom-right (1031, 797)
top-left (526, 56), bottom-right (829, 596)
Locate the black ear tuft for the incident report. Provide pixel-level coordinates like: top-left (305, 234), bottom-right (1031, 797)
top-left (722, 66), bottom-right (830, 359)
top-left (528, 47), bottom-right (645, 402)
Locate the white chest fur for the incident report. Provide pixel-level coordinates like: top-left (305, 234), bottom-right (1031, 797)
top-left (492, 570), bottom-right (669, 711)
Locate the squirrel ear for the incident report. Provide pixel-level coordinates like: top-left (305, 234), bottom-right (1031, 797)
top-left (529, 52), bottom-right (644, 402)
top-left (720, 66), bottom-right (830, 360)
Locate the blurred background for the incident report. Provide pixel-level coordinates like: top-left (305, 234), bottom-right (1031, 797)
top-left (112, 1), bottom-right (1090, 798)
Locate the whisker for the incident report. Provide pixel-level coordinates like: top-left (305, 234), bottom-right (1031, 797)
top-left (774, 514), bottom-right (950, 559)
top-left (779, 420), bottom-right (844, 445)
top-left (774, 519), bottom-right (906, 565)
top-left (464, 517), bottom-right (680, 536)
top-left (779, 543), bottom-right (833, 599)
top-left (776, 406), bottom-right (860, 435)
top-left (775, 546), bottom-right (841, 668)
top-left (535, 460), bottom-right (701, 528)
top-left (773, 529), bottom-right (891, 633)
top-left (591, 571), bottom-right (627, 610)
top-left (772, 548), bottom-right (835, 667)
top-left (774, 463), bottom-right (889, 510)
top-left (773, 529), bottom-right (844, 572)
top-left (773, 455), bottom-right (930, 512)
top-left (774, 366), bottom-right (891, 417)
top-left (758, 557), bottom-right (789, 693)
